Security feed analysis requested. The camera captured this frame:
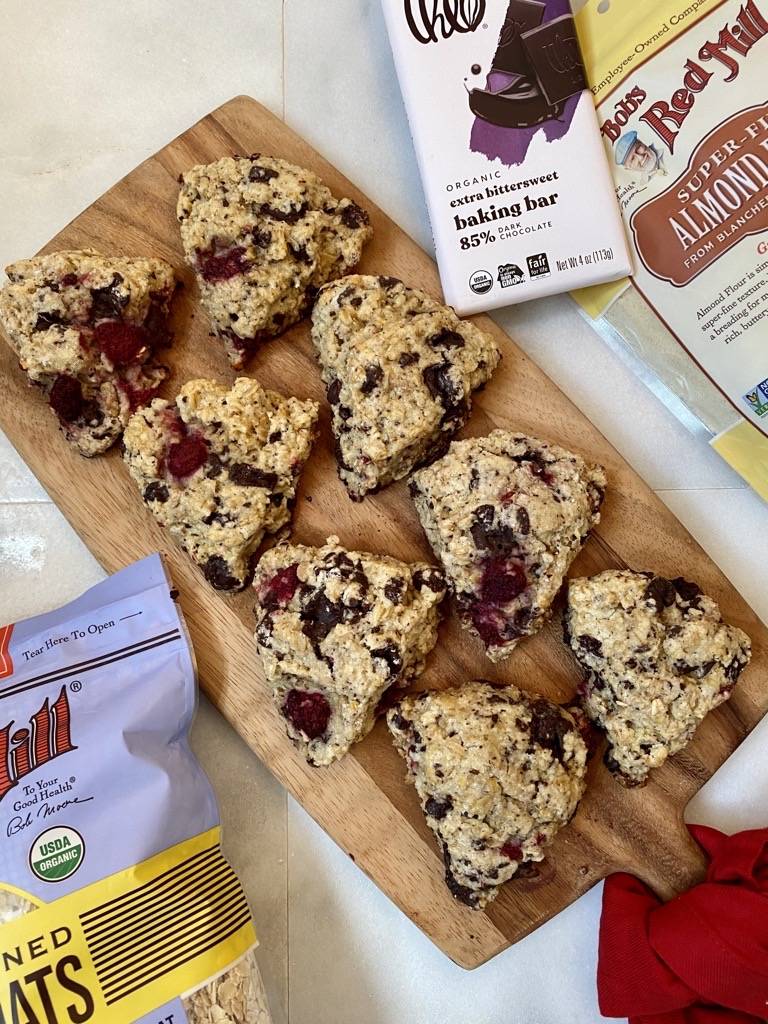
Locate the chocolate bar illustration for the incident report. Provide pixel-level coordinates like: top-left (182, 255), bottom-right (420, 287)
top-left (492, 0), bottom-right (545, 75)
top-left (522, 14), bottom-right (588, 106)
top-left (469, 1), bottom-right (586, 128)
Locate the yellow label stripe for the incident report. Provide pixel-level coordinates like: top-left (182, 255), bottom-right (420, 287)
top-left (79, 842), bottom-right (251, 1006)
top-left (93, 880), bottom-right (244, 990)
top-left (0, 828), bottom-right (257, 1024)
top-left (82, 847), bottom-right (227, 946)
top-left (86, 872), bottom-right (241, 958)
top-left (81, 844), bottom-right (220, 931)
top-left (101, 909), bottom-right (253, 1005)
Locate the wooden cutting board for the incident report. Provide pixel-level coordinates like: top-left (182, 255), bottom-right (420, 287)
top-left (1, 96), bottom-right (766, 969)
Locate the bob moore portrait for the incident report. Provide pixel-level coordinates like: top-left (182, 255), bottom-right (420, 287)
top-left (615, 131), bottom-right (668, 182)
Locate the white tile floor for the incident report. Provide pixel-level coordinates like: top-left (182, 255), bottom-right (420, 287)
top-left (1, 4), bottom-right (766, 1022)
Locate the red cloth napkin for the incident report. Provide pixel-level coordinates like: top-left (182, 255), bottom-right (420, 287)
top-left (598, 825), bottom-right (768, 1024)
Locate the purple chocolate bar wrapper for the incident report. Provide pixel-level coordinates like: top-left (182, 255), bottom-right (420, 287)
top-left (471, 0), bottom-right (577, 166)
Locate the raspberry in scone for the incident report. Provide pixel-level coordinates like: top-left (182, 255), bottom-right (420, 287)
top-left (565, 570), bottom-right (751, 787)
top-left (311, 275), bottom-right (501, 500)
top-left (0, 250), bottom-right (176, 456)
top-left (409, 431), bottom-right (605, 662)
top-left (177, 155), bottom-right (372, 368)
top-left (123, 377), bottom-right (319, 591)
top-left (253, 536), bottom-right (446, 766)
top-left (387, 682), bottom-right (588, 909)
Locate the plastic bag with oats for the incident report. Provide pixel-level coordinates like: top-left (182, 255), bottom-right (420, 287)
top-left (0, 554), bottom-right (272, 1024)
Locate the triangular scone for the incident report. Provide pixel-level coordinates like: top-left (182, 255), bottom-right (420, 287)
top-left (566, 570), bottom-right (751, 786)
top-left (177, 155), bottom-right (372, 368)
top-left (0, 250), bottom-right (176, 456)
top-left (123, 377), bottom-right (319, 591)
top-left (311, 275), bottom-right (501, 500)
top-left (253, 537), bottom-right (446, 766)
top-left (410, 431), bottom-right (606, 661)
top-left (387, 682), bottom-right (588, 909)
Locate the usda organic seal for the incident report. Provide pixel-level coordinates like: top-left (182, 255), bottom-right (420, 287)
top-left (29, 826), bottom-right (84, 882)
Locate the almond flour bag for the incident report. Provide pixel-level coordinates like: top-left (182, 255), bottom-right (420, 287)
top-left (0, 554), bottom-right (271, 1024)
top-left (573, 0), bottom-right (768, 500)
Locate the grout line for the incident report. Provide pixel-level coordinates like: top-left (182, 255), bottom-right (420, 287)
top-left (0, 498), bottom-right (52, 506)
top-left (282, 0), bottom-right (288, 120)
top-left (655, 486), bottom-right (750, 494)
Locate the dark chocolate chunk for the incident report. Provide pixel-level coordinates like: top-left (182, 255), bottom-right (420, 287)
top-left (34, 310), bottom-right (66, 331)
top-left (412, 568), bottom-right (445, 593)
top-left (444, 866), bottom-right (480, 908)
top-left (428, 328), bottom-right (465, 350)
top-left (252, 228), bottom-right (272, 248)
top-left (529, 699), bottom-right (573, 763)
top-left (340, 202), bottom-right (369, 229)
top-left (644, 576), bottom-right (677, 612)
top-left (671, 577), bottom-right (703, 605)
top-left (257, 201), bottom-right (308, 224)
top-left (301, 590), bottom-right (344, 642)
top-left (248, 164), bottom-right (278, 183)
top-left (291, 242), bottom-right (312, 264)
top-left (89, 273), bottom-right (127, 322)
top-left (228, 463), bottom-right (278, 489)
top-left (517, 507), bottom-right (530, 535)
top-left (203, 555), bottom-right (242, 591)
top-left (384, 578), bottom-right (405, 605)
top-left (361, 364), bottom-right (383, 395)
top-left (327, 379), bottom-right (342, 405)
top-left (143, 481), bottom-right (169, 504)
top-left (576, 634), bottom-right (603, 657)
top-left (425, 796), bottom-right (453, 820)
top-left (470, 505), bottom-right (496, 550)
top-left (371, 644), bottom-right (404, 680)
top-left (422, 361), bottom-right (466, 425)
top-left (399, 351), bottom-right (420, 368)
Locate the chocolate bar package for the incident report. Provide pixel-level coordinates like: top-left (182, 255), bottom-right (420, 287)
top-left (573, 0), bottom-right (768, 501)
top-left (381, 0), bottom-right (632, 313)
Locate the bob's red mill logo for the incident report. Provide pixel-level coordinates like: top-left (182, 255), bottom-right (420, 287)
top-left (0, 688), bottom-right (77, 802)
top-left (405, 0), bottom-right (486, 43)
top-left (600, 0), bottom-right (768, 153)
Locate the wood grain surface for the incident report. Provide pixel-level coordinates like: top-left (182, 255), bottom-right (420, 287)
top-left (1, 96), bottom-right (765, 968)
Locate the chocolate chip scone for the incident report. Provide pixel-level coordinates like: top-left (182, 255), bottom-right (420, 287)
top-left (387, 682), bottom-right (588, 909)
top-left (565, 571), bottom-right (751, 786)
top-left (253, 537), bottom-right (446, 766)
top-left (177, 155), bottom-right (372, 368)
top-left (311, 275), bottom-right (501, 500)
top-left (0, 250), bottom-right (176, 455)
top-left (123, 377), bottom-right (319, 591)
top-left (409, 432), bottom-right (606, 662)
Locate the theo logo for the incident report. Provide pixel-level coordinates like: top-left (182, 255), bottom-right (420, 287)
top-left (0, 687), bottom-right (77, 802)
top-left (404, 0), bottom-right (486, 44)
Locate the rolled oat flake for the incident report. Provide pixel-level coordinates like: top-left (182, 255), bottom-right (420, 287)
top-left (0, 555), bottom-right (271, 1024)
